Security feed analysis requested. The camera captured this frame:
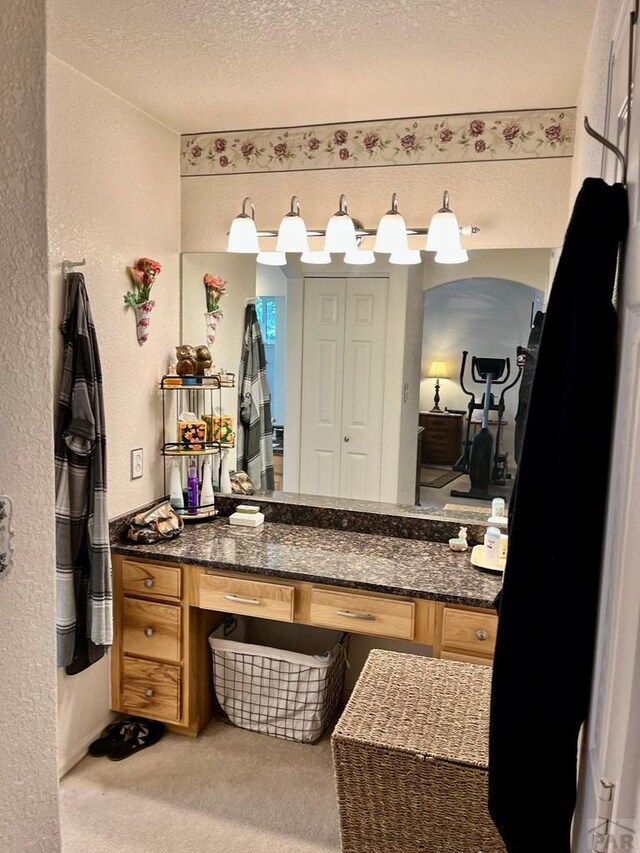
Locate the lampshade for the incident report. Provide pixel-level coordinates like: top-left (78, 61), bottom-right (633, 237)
top-left (257, 251), bottom-right (286, 266)
top-left (425, 190), bottom-right (462, 253)
top-left (301, 250), bottom-right (332, 265)
top-left (435, 247), bottom-right (469, 265)
top-left (344, 249), bottom-right (375, 265)
top-left (275, 196), bottom-right (309, 253)
top-left (227, 197), bottom-right (260, 253)
top-left (374, 193), bottom-right (409, 254)
top-left (324, 194), bottom-right (357, 254)
top-left (427, 361), bottom-right (449, 379)
top-left (389, 249), bottom-right (422, 265)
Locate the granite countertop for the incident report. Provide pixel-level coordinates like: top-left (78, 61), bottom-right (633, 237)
top-left (112, 518), bottom-right (502, 609)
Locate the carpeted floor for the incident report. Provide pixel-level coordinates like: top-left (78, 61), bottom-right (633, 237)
top-left (59, 720), bottom-right (341, 853)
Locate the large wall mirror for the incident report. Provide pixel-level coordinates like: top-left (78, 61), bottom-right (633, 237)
top-left (181, 248), bottom-right (552, 514)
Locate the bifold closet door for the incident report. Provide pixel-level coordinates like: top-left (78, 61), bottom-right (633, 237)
top-left (339, 278), bottom-right (388, 500)
top-left (299, 278), bottom-right (347, 496)
top-left (299, 277), bottom-right (388, 500)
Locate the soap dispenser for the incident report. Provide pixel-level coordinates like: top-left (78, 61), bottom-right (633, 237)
top-left (200, 459), bottom-right (215, 510)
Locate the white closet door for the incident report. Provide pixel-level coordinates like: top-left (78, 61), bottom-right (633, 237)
top-left (339, 278), bottom-right (388, 501)
top-left (299, 279), bottom-right (346, 496)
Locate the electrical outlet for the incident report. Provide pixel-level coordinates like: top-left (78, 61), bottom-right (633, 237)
top-left (131, 448), bottom-right (143, 480)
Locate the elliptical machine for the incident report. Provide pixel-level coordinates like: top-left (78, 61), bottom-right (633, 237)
top-left (450, 351), bottom-right (522, 501)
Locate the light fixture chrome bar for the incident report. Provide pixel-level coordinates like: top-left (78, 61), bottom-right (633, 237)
top-left (255, 225), bottom-right (480, 238)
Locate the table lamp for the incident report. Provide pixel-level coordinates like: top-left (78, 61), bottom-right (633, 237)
top-left (427, 361), bottom-right (449, 412)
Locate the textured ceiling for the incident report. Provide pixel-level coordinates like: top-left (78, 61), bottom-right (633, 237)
top-left (47, 0), bottom-right (597, 133)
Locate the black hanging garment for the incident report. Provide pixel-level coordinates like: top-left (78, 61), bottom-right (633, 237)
top-left (489, 178), bottom-right (627, 852)
top-left (513, 309), bottom-right (544, 465)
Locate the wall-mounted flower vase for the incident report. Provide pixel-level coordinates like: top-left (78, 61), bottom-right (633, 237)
top-left (135, 300), bottom-right (155, 346)
top-left (0, 495), bottom-right (14, 579)
top-left (204, 310), bottom-right (222, 347)
top-left (124, 257), bottom-right (162, 346)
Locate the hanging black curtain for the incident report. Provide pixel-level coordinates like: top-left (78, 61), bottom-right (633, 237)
top-left (489, 178), bottom-right (627, 852)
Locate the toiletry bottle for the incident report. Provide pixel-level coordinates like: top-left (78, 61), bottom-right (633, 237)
top-left (484, 526), bottom-right (501, 567)
top-left (491, 497), bottom-right (506, 519)
top-left (219, 448), bottom-right (232, 494)
top-left (187, 460), bottom-right (199, 515)
top-left (200, 459), bottom-right (215, 510)
top-left (169, 462), bottom-right (184, 514)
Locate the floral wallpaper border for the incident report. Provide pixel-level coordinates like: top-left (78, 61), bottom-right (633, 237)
top-left (180, 107), bottom-right (575, 177)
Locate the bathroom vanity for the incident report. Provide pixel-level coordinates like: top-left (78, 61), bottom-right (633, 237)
top-left (109, 495), bottom-right (502, 736)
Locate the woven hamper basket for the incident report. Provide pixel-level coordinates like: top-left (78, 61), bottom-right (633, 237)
top-left (331, 650), bottom-right (504, 853)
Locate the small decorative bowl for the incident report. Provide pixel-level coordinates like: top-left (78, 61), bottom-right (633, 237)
top-left (448, 538), bottom-right (469, 552)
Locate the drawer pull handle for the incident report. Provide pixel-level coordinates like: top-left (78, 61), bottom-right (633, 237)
top-left (144, 627), bottom-right (155, 637)
top-left (475, 629), bottom-right (488, 641)
top-left (144, 688), bottom-right (154, 699)
top-left (224, 594), bottom-right (261, 606)
top-left (144, 578), bottom-right (154, 589)
top-left (336, 609), bottom-right (376, 621)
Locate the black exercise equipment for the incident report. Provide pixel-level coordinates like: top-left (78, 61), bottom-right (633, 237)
top-left (450, 351), bottom-right (522, 501)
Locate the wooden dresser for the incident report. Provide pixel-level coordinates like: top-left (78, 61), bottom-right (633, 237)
top-left (420, 412), bottom-right (464, 466)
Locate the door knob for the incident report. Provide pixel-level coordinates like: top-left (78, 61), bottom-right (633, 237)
top-left (343, 436), bottom-right (350, 442)
top-left (144, 688), bottom-right (154, 699)
top-left (475, 629), bottom-right (488, 641)
top-left (144, 627), bottom-right (155, 637)
top-left (144, 578), bottom-right (154, 589)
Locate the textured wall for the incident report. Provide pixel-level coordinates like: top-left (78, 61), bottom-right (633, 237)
top-left (182, 158), bottom-right (573, 253)
top-left (0, 2), bottom-right (62, 850)
top-left (47, 56), bottom-right (181, 775)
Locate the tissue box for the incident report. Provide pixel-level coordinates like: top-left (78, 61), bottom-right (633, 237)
top-left (202, 414), bottom-right (235, 446)
top-left (177, 412), bottom-right (207, 451)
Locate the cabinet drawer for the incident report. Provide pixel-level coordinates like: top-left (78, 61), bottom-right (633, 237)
top-left (121, 656), bottom-right (181, 723)
top-left (441, 650), bottom-right (493, 667)
top-left (199, 573), bottom-right (294, 622)
top-left (122, 560), bottom-right (181, 601)
top-left (441, 607), bottom-right (497, 657)
top-left (309, 589), bottom-right (415, 640)
top-left (122, 598), bottom-right (181, 662)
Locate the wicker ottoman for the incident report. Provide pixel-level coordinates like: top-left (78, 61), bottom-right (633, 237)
top-left (331, 650), bottom-right (504, 853)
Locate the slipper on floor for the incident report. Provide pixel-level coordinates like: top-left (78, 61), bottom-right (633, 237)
top-left (107, 720), bottom-right (165, 761)
top-left (88, 720), bottom-right (132, 757)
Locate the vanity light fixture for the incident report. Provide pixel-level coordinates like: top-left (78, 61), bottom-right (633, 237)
top-left (374, 192), bottom-right (409, 254)
top-left (301, 250), bottom-right (332, 264)
top-left (344, 248), bottom-right (376, 265)
top-left (435, 247), bottom-right (469, 265)
top-left (275, 196), bottom-right (309, 253)
top-left (227, 196), bottom-right (260, 253)
top-left (257, 251), bottom-right (286, 266)
top-left (425, 191), bottom-right (464, 254)
top-left (390, 249), bottom-right (422, 265)
top-left (324, 194), bottom-right (358, 254)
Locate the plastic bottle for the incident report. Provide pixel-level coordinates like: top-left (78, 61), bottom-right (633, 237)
top-left (187, 460), bottom-right (199, 515)
top-left (483, 526), bottom-right (501, 567)
top-left (491, 497), bottom-right (506, 519)
top-left (200, 459), bottom-right (215, 510)
top-left (219, 449), bottom-right (232, 494)
top-left (169, 462), bottom-right (184, 514)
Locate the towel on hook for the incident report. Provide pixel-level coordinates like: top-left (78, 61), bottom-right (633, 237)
top-left (55, 272), bottom-right (112, 673)
top-left (237, 302), bottom-right (274, 490)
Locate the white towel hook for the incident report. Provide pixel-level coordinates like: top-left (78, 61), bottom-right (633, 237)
top-left (62, 258), bottom-right (86, 278)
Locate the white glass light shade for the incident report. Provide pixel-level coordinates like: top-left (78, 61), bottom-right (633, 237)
top-left (390, 249), bottom-right (422, 265)
top-left (344, 249), bottom-right (375, 265)
top-left (434, 246), bottom-right (469, 265)
top-left (374, 212), bottom-right (409, 254)
top-left (227, 215), bottom-right (260, 253)
top-left (301, 250), bottom-right (332, 264)
top-left (276, 213), bottom-right (309, 253)
top-left (425, 210), bottom-right (462, 253)
top-left (324, 213), bottom-right (358, 254)
top-left (257, 251), bottom-right (286, 266)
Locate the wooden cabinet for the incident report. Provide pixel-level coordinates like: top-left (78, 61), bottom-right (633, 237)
top-left (420, 412), bottom-right (463, 466)
top-left (111, 555), bottom-right (497, 736)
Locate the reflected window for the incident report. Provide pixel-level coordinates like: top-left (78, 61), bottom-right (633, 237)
top-left (255, 297), bottom-right (277, 343)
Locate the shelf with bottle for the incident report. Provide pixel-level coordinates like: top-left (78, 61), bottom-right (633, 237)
top-left (161, 442), bottom-right (235, 457)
